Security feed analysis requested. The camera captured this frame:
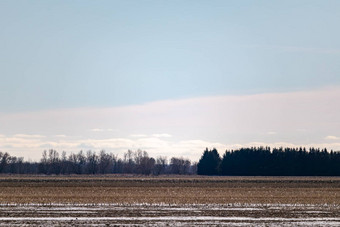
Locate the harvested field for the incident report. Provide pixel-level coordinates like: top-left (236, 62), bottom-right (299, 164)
top-left (0, 175), bottom-right (339, 226)
top-left (0, 175), bottom-right (340, 204)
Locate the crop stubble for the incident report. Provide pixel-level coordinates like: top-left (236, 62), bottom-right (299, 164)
top-left (0, 176), bottom-right (339, 205)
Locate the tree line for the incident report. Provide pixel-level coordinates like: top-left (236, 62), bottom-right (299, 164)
top-left (2, 146), bottom-right (339, 175)
top-left (197, 147), bottom-right (340, 176)
top-left (0, 150), bottom-right (196, 175)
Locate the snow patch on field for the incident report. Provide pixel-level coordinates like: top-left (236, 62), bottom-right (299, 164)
top-left (0, 203), bottom-right (339, 226)
top-left (0, 216), bottom-right (340, 221)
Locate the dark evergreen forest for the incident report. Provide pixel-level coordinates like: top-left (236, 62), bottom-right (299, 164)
top-left (197, 147), bottom-right (340, 176)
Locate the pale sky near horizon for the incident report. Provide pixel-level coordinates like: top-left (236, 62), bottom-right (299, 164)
top-left (1, 0), bottom-right (340, 161)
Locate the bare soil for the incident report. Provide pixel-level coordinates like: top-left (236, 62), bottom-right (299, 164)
top-left (0, 175), bottom-right (339, 226)
top-left (0, 175), bottom-right (339, 204)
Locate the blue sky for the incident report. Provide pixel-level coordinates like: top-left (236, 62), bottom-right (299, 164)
top-left (0, 0), bottom-right (340, 160)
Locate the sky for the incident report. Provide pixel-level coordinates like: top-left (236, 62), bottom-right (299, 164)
top-left (0, 0), bottom-right (340, 161)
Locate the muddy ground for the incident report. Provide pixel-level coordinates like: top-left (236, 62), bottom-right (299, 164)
top-left (0, 175), bottom-right (339, 226)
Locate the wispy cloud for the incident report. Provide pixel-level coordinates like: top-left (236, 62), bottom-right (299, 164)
top-left (267, 132), bottom-right (277, 135)
top-left (130, 134), bottom-right (148, 138)
top-left (90, 128), bottom-right (114, 132)
top-left (152, 133), bottom-right (172, 138)
top-left (1, 134), bottom-right (340, 161)
top-left (0, 86), bottom-right (340, 160)
top-left (13, 134), bottom-right (45, 138)
top-left (325, 136), bottom-right (340, 140)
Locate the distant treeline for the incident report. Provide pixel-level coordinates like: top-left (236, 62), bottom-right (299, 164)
top-left (2, 147), bottom-right (340, 176)
top-left (197, 147), bottom-right (340, 176)
top-left (0, 150), bottom-right (196, 175)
